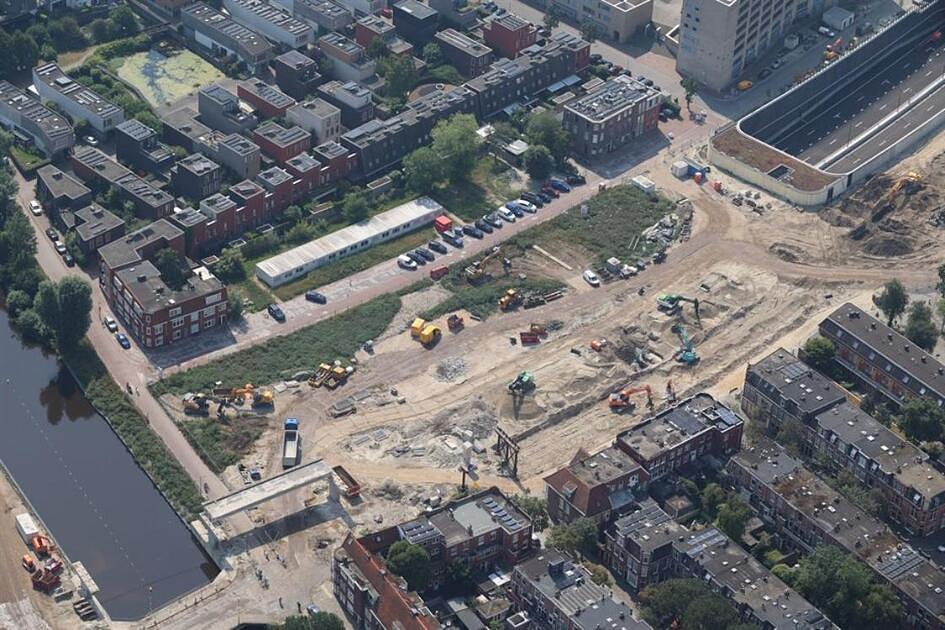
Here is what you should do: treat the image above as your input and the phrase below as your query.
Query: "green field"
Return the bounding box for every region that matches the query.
[116,49,224,109]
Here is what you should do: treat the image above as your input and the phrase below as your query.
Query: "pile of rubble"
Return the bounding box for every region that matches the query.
[642,213,679,247]
[435,357,468,383]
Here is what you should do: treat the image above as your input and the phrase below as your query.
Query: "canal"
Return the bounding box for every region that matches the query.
[0,307,218,620]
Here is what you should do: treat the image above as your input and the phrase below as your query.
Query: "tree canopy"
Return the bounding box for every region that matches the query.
[877,279,908,326]
[32,277,92,350]
[341,189,370,224]
[523,145,554,180]
[904,301,939,351]
[153,248,187,291]
[716,495,751,541]
[898,396,945,443]
[640,578,755,630]
[803,336,835,372]
[547,517,597,557]
[271,612,345,630]
[386,541,431,592]
[525,112,571,164]
[511,494,549,531]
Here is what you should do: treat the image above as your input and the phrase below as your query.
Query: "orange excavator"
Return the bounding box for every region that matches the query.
[609,384,653,411]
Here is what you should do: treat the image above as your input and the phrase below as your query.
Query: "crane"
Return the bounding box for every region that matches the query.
[672,323,699,365]
[465,246,502,284]
[609,384,654,410]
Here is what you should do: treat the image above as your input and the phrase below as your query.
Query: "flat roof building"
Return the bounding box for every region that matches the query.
[171,153,223,200]
[728,441,945,628]
[289,0,352,32]
[286,98,341,144]
[355,14,413,57]
[272,50,323,99]
[318,32,377,83]
[181,2,274,74]
[545,0,651,44]
[676,0,811,92]
[238,79,297,118]
[392,0,438,47]
[0,80,74,157]
[115,119,175,174]
[223,0,314,48]
[71,146,174,219]
[256,197,442,286]
[65,203,126,255]
[482,13,536,60]
[198,84,258,135]
[32,63,125,134]
[198,131,262,180]
[35,164,91,217]
[161,107,211,152]
[563,75,661,157]
[434,28,494,78]
[252,121,312,163]
[317,80,375,129]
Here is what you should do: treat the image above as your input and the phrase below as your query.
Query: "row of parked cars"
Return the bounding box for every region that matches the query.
[397,177,584,271]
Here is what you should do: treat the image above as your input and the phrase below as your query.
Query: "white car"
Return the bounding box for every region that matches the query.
[397,254,417,270]
[29,199,42,216]
[516,199,538,213]
[497,207,516,222]
[104,316,118,333]
[84,135,99,146]
[583,270,601,286]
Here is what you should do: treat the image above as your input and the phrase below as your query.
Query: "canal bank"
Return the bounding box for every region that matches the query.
[0,306,218,621]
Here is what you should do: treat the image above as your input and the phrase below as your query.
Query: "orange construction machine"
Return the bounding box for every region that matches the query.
[609,384,653,410]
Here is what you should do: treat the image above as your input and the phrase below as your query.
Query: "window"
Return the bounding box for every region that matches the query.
[169,306,182,317]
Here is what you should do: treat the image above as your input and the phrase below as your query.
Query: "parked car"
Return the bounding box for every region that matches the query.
[415,247,435,261]
[498,207,516,222]
[428,240,448,254]
[406,250,426,265]
[267,303,286,322]
[541,183,560,197]
[398,254,418,270]
[115,332,131,349]
[104,316,119,333]
[475,219,493,234]
[45,227,59,241]
[536,191,552,204]
[567,174,587,186]
[582,270,601,287]
[55,242,67,255]
[305,290,327,304]
[505,202,525,217]
[29,199,42,216]
[520,192,544,207]
[590,53,603,63]
[461,224,484,239]
[758,68,772,80]
[84,135,99,147]
[515,199,538,213]
[482,213,502,228]
[549,178,572,192]
[442,229,464,248]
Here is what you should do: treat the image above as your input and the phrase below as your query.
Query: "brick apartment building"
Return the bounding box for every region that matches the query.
[227,179,269,230]
[255,166,295,214]
[61,204,126,256]
[285,152,322,200]
[482,13,536,59]
[543,445,646,526]
[727,441,945,628]
[508,550,646,630]
[252,121,312,164]
[354,15,413,57]
[238,79,297,119]
[312,140,359,184]
[333,487,531,629]
[563,75,661,157]
[97,220,227,348]
[613,394,744,481]
[742,347,945,536]
[318,32,377,83]
[601,498,684,592]
[820,303,945,408]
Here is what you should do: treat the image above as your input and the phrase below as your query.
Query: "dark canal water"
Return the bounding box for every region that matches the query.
[0,307,217,620]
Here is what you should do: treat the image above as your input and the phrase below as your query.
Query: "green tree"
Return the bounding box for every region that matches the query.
[384,55,418,100]
[700,483,726,519]
[287,221,314,244]
[898,397,945,443]
[803,336,836,372]
[717,495,751,541]
[48,17,87,51]
[423,42,443,65]
[640,579,725,628]
[386,541,431,591]
[273,612,344,630]
[904,301,938,351]
[153,248,187,291]
[543,7,560,30]
[12,30,39,73]
[511,494,549,531]
[431,113,479,182]
[771,563,797,585]
[680,594,741,630]
[5,289,32,316]
[15,308,46,343]
[341,189,370,224]
[26,24,48,49]
[525,112,571,164]
[285,205,304,224]
[681,78,698,111]
[134,111,163,133]
[0,29,15,78]
[775,418,806,457]
[367,37,390,59]
[0,128,12,157]
[32,277,92,350]
[580,21,601,43]
[937,263,945,299]
[547,517,597,557]
[403,146,443,193]
[227,289,245,321]
[877,279,908,326]
[213,248,246,282]
[428,64,463,85]
[585,562,611,586]
[523,145,554,180]
[32,281,61,341]
[109,5,140,38]
[90,18,111,43]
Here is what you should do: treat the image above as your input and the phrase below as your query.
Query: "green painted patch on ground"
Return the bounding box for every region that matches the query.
[151,294,402,396]
[116,49,224,109]
[10,146,49,173]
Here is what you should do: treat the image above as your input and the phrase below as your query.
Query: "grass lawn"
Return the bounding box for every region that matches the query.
[152,294,402,396]
[505,185,678,266]
[10,146,49,173]
[116,49,224,109]
[231,274,276,313]
[65,342,204,519]
[272,227,433,301]
[431,155,525,221]
[177,414,269,474]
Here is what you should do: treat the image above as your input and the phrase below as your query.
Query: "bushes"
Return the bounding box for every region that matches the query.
[152,294,403,395]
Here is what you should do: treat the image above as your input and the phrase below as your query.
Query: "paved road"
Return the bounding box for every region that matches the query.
[11,169,231,503]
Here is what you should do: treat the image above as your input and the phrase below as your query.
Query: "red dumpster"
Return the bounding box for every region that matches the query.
[434,216,453,233]
[429,266,449,280]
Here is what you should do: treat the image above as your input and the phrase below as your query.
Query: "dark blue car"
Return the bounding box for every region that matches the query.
[115,332,131,349]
